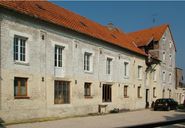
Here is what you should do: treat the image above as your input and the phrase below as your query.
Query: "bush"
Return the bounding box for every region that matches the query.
[177,104,185,109]
[110,108,119,113]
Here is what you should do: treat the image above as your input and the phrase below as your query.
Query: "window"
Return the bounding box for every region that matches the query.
[55,45,64,67]
[54,81,70,104]
[84,52,92,71]
[14,77,28,98]
[169,41,172,48]
[124,62,129,77]
[169,55,172,66]
[106,58,112,74]
[102,84,112,102]
[169,73,172,84]
[137,86,141,98]
[169,89,171,98]
[162,71,166,82]
[162,89,165,98]
[153,70,157,81]
[162,52,166,61]
[124,85,128,98]
[138,66,142,79]
[14,35,27,62]
[153,87,156,98]
[84,83,92,97]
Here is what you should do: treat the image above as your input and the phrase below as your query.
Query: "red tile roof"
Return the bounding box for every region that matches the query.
[128,24,169,47]
[0,1,146,56]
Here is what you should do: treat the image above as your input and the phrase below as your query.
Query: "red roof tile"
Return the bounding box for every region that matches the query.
[0,1,146,56]
[128,24,169,47]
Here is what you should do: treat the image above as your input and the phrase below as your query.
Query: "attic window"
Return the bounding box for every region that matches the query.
[36,4,46,11]
[80,21,87,27]
[111,34,117,39]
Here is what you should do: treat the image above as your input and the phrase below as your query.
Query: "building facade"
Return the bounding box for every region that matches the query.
[0,1,177,122]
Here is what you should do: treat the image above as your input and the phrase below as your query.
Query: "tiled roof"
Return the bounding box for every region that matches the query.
[128,24,168,47]
[0,1,146,56]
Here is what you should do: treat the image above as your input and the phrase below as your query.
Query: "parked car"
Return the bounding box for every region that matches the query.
[154,98,178,111]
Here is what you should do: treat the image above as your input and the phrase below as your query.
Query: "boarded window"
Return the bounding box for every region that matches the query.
[54,81,70,104]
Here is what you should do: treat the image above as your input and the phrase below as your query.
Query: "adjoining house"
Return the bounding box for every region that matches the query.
[175,67,185,104]
[128,24,176,105]
[0,1,177,122]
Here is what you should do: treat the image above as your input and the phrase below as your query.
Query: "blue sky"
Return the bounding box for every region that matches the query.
[52,1,185,78]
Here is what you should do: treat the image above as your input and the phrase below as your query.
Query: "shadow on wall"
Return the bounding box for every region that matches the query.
[0,118,6,128]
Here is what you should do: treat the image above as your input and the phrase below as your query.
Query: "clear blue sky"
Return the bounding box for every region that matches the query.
[52,1,185,79]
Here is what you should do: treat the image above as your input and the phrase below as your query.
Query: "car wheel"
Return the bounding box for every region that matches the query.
[167,106,171,111]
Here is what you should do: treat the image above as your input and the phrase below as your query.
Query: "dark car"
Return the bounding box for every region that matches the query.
[154,98,178,111]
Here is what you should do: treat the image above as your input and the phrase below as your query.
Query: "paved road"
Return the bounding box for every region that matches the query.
[5,109,185,128]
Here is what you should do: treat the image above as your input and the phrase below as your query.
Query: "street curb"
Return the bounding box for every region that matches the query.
[117,118,185,128]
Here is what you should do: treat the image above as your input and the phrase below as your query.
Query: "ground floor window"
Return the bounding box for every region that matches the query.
[162,89,165,98]
[124,85,128,98]
[84,82,92,97]
[54,81,70,104]
[14,77,28,98]
[153,87,156,98]
[102,84,112,102]
[137,86,142,98]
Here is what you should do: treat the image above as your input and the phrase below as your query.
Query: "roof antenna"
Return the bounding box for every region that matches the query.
[152,13,158,24]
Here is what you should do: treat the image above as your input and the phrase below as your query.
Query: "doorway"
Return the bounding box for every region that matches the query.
[145,89,149,108]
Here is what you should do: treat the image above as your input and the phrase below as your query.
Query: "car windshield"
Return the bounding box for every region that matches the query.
[156,99,167,103]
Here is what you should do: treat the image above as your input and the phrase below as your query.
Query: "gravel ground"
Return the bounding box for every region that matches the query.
[5,109,185,128]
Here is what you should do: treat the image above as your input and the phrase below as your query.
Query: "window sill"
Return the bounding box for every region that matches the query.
[14,96,30,99]
[14,61,29,66]
[84,96,93,99]
[84,70,93,74]
[124,76,129,79]
[138,96,142,99]
[124,96,129,98]
[153,96,157,98]
[137,78,142,81]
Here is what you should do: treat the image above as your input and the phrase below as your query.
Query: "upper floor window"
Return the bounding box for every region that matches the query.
[106,58,112,74]
[162,52,166,61]
[84,52,92,71]
[55,45,64,67]
[169,41,172,48]
[124,62,129,77]
[169,55,172,66]
[138,66,143,79]
[162,71,166,82]
[153,70,157,81]
[169,73,172,84]
[14,35,28,62]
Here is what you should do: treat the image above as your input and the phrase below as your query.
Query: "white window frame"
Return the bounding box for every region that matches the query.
[153,70,157,81]
[13,35,28,63]
[138,65,143,79]
[106,58,112,75]
[55,45,64,68]
[84,52,93,72]
[124,61,129,78]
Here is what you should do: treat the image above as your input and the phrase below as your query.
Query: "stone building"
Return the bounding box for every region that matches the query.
[175,67,185,104]
[128,24,176,105]
[0,1,177,122]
